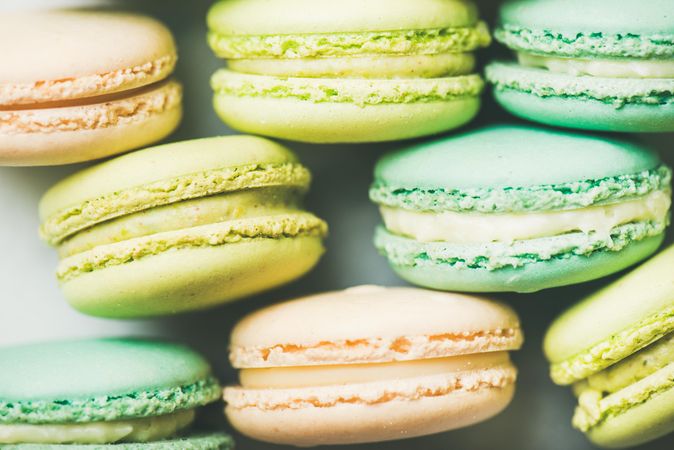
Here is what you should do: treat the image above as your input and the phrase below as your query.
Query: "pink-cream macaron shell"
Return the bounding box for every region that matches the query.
[0,80,182,166]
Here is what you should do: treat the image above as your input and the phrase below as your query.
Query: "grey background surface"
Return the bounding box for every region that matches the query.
[0,1,672,449]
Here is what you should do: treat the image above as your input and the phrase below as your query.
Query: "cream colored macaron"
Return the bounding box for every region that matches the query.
[224,285,523,446]
[0,11,182,166]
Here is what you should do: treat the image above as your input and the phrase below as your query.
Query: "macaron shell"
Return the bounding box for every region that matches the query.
[0,81,182,166]
[382,234,664,293]
[586,385,674,448]
[0,433,235,450]
[208,0,479,35]
[61,235,325,318]
[226,381,514,446]
[0,12,176,105]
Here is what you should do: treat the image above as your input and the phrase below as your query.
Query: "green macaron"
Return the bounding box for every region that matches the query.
[0,338,232,448]
[39,136,327,318]
[486,0,674,133]
[207,0,490,143]
[544,245,674,448]
[370,125,672,293]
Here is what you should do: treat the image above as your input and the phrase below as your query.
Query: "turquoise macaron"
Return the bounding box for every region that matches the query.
[370,125,672,293]
[486,0,674,132]
[0,338,232,448]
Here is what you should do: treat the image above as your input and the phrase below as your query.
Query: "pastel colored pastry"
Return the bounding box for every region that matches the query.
[486,0,674,132]
[39,136,327,318]
[370,125,672,293]
[224,285,523,446]
[207,0,490,143]
[0,11,182,166]
[544,244,674,448]
[0,338,232,448]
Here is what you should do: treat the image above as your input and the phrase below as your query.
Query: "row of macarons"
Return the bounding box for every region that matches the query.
[2,0,672,166]
[3,247,673,449]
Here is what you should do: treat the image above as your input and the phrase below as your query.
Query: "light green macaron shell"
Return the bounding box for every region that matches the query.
[2,434,234,449]
[39,136,327,318]
[0,338,221,424]
[371,125,671,293]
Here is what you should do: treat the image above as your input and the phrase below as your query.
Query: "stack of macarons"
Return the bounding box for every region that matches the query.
[486,0,674,132]
[223,286,523,446]
[0,338,233,448]
[370,125,672,293]
[0,11,182,166]
[39,136,327,318]
[206,0,491,142]
[545,244,674,448]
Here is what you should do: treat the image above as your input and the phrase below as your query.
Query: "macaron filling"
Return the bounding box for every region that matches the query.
[208,24,491,60]
[380,190,671,243]
[0,409,194,444]
[517,53,674,79]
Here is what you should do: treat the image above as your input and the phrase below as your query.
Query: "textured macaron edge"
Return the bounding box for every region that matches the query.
[375,220,667,272]
[0,80,182,135]
[230,326,522,368]
[494,25,674,59]
[0,433,235,449]
[208,23,491,59]
[370,165,671,214]
[550,304,674,385]
[56,213,328,282]
[573,364,674,432]
[224,363,516,411]
[40,163,311,246]
[0,54,177,106]
[0,376,221,425]
[211,70,484,106]
[486,63,674,107]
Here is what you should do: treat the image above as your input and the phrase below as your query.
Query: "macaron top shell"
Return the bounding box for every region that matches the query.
[0,338,221,424]
[39,136,310,244]
[230,285,522,368]
[500,0,674,36]
[0,12,177,105]
[208,0,478,35]
[544,245,674,384]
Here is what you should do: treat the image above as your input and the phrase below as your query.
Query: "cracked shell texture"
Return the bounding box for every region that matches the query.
[544,244,674,384]
[230,285,522,368]
[0,11,177,105]
[208,0,479,36]
[1,433,235,449]
[0,338,220,424]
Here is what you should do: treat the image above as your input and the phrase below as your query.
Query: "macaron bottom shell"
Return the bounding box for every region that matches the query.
[0,81,183,166]
[493,88,674,133]
[380,233,663,293]
[226,374,514,446]
[0,433,234,449]
[61,235,324,318]
[214,93,480,144]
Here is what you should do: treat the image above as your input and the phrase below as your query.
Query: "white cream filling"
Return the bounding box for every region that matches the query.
[240,351,511,389]
[381,191,671,243]
[0,409,194,445]
[228,53,475,79]
[518,52,674,78]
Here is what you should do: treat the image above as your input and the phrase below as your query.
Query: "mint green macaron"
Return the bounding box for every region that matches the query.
[39,136,327,318]
[487,0,674,132]
[544,245,674,448]
[207,0,490,143]
[0,338,232,448]
[370,125,672,293]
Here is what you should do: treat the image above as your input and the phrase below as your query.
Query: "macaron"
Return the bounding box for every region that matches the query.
[370,125,672,293]
[207,0,490,143]
[486,0,674,132]
[39,136,328,318]
[544,244,674,448]
[224,285,523,446]
[0,11,182,166]
[0,338,232,448]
